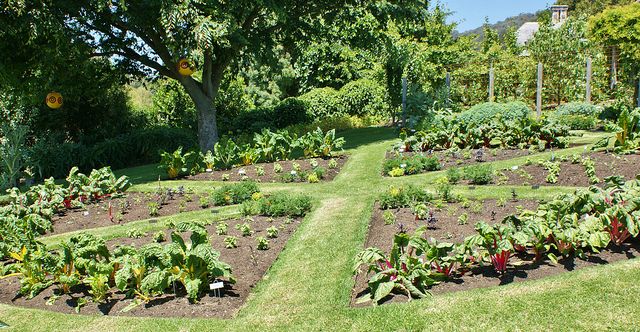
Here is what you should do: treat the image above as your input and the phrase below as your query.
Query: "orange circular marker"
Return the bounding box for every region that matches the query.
[46,92,63,109]
[177,59,195,76]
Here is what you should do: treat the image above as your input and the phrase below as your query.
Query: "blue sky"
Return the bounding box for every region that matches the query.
[438,0,553,32]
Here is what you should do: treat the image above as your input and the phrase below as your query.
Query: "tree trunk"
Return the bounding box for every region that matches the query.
[194,96,219,152]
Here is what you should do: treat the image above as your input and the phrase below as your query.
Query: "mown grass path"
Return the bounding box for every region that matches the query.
[2,128,640,331]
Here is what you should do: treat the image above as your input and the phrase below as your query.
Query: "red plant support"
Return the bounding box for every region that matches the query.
[108,202,113,223]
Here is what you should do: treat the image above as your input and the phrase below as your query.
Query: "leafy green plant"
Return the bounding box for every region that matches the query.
[235,223,252,237]
[464,165,493,185]
[257,192,312,217]
[210,182,260,206]
[379,185,432,209]
[446,168,462,184]
[216,221,228,235]
[158,147,187,179]
[153,231,166,243]
[256,237,269,250]
[224,236,238,249]
[383,210,396,225]
[127,229,146,239]
[266,226,279,238]
[147,202,160,217]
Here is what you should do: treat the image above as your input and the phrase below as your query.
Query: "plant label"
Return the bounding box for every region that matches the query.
[209,281,224,290]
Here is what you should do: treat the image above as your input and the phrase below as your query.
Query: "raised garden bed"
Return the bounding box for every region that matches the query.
[186,155,348,183]
[47,190,209,235]
[0,215,302,318]
[352,198,640,305]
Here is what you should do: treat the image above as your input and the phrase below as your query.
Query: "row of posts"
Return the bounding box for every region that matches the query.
[400,59,640,126]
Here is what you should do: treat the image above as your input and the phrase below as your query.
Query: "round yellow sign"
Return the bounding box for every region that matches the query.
[46,92,63,109]
[177,59,195,76]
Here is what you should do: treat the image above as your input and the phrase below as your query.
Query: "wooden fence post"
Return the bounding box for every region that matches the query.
[489,65,495,102]
[445,72,451,107]
[401,77,407,127]
[637,78,640,108]
[537,63,543,119]
[611,47,618,89]
[586,57,592,103]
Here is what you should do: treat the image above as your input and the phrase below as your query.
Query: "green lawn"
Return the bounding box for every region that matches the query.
[2,127,638,331]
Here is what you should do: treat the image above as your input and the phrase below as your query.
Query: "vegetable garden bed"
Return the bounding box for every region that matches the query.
[498,151,640,187]
[352,198,640,306]
[186,155,348,183]
[47,190,209,235]
[0,215,302,318]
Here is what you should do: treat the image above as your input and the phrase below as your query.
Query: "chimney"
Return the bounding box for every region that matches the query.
[551,5,569,25]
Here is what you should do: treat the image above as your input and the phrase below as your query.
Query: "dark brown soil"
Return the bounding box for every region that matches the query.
[352,200,640,306]
[48,191,210,235]
[0,215,302,318]
[186,155,348,183]
[498,151,640,187]
[385,149,533,174]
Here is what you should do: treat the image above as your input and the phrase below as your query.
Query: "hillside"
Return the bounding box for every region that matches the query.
[455,11,542,39]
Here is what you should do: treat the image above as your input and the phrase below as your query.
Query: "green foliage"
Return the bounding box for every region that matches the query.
[339,79,389,117]
[458,102,531,127]
[383,155,441,176]
[266,226,279,239]
[224,236,238,249]
[379,185,433,209]
[0,124,28,190]
[299,88,344,118]
[210,182,260,206]
[235,223,253,237]
[383,210,396,225]
[257,192,312,217]
[463,165,493,185]
[446,168,462,184]
[256,237,270,250]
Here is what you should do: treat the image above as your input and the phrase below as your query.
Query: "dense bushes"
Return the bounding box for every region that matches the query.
[29,127,196,179]
[551,102,602,130]
[299,78,390,119]
[458,101,532,126]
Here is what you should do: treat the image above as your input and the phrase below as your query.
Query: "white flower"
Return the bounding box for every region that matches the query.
[290,170,297,176]
[400,164,407,169]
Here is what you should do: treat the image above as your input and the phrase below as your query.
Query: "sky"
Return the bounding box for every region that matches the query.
[438,0,553,32]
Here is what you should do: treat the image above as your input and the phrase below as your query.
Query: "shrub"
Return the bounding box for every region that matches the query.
[446,168,462,184]
[383,155,441,176]
[258,192,312,217]
[272,98,313,128]
[338,78,389,117]
[299,87,344,118]
[458,101,530,126]
[551,114,597,130]
[555,102,602,117]
[210,182,260,206]
[464,165,493,185]
[379,185,432,209]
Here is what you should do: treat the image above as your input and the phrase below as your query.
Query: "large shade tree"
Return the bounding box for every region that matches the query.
[2,0,431,151]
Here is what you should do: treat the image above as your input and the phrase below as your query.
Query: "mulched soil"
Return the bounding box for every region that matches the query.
[385,149,533,175]
[47,191,210,235]
[498,151,640,187]
[186,155,348,183]
[352,199,640,306]
[0,215,302,318]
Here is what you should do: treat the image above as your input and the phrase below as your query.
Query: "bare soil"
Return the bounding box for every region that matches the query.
[0,215,302,318]
[48,191,210,235]
[352,200,640,306]
[498,151,640,187]
[187,155,348,183]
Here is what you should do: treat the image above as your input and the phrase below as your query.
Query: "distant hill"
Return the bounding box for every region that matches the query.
[454,11,543,39]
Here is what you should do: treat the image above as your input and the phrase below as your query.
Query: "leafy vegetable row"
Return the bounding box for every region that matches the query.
[159,127,346,179]
[355,177,640,305]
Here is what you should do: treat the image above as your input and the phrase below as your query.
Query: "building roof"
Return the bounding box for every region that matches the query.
[516,22,540,46]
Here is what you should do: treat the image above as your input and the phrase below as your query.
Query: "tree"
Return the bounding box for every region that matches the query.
[589,3,640,103]
[2,0,435,152]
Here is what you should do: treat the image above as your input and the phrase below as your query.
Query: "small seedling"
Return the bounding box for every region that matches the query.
[153,231,166,243]
[200,197,210,209]
[328,159,338,169]
[127,228,146,239]
[457,213,468,225]
[147,202,159,217]
[236,223,252,236]
[383,210,396,225]
[216,221,228,235]
[256,166,265,176]
[257,237,269,250]
[273,163,283,173]
[267,226,279,238]
[224,236,238,248]
[222,174,230,181]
